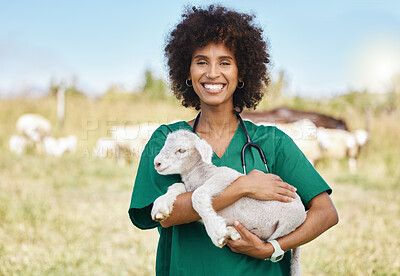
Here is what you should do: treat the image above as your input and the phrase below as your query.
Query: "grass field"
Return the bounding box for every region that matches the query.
[0,95,399,275]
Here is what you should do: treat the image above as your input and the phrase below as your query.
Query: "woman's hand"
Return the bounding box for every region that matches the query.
[226,221,272,259]
[239,170,297,202]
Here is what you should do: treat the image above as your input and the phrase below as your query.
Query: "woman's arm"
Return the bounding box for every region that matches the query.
[226,191,339,259]
[159,170,297,228]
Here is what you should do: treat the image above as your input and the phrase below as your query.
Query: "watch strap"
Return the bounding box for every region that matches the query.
[267,239,285,262]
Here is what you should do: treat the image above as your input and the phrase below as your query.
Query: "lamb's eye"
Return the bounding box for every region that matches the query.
[176,148,186,154]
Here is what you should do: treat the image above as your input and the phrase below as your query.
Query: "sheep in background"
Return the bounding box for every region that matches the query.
[92,137,132,165]
[256,119,323,166]
[151,130,306,276]
[317,128,369,173]
[93,123,160,165]
[16,113,52,143]
[11,114,78,157]
[93,137,119,158]
[110,123,159,155]
[9,135,29,154]
[254,119,369,172]
[43,135,77,157]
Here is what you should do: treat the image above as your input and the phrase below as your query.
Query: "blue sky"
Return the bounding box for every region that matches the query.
[1,0,400,98]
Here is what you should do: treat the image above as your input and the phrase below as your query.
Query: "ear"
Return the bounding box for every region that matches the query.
[194,137,213,164]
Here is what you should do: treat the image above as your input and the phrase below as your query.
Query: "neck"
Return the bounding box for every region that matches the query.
[196,105,238,137]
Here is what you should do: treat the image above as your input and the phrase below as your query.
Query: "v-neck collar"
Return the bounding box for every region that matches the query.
[183,121,241,160]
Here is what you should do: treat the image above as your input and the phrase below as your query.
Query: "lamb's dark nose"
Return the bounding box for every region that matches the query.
[155,162,161,169]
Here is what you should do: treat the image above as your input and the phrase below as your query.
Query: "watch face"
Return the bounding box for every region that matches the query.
[275,254,284,262]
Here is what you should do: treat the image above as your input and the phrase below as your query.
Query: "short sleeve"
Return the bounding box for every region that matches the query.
[128,125,181,229]
[274,129,332,208]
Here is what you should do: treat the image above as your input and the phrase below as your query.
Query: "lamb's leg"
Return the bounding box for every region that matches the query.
[268,224,302,276]
[349,157,357,174]
[192,188,227,247]
[151,183,186,222]
[290,247,302,276]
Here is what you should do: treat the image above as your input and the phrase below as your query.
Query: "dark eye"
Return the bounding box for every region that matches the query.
[176,148,186,154]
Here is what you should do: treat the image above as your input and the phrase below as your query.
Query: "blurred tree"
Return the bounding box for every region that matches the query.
[48,76,86,98]
[49,77,61,96]
[385,74,400,113]
[393,74,400,95]
[141,69,168,100]
[103,84,133,101]
[266,70,287,99]
[258,70,289,110]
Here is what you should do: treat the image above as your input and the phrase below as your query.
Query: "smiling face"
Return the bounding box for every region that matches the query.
[188,43,241,109]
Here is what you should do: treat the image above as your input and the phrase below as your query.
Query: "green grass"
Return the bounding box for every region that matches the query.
[0,95,399,275]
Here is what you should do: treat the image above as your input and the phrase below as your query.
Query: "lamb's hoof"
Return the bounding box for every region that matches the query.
[227,226,241,241]
[217,237,228,248]
[153,212,168,222]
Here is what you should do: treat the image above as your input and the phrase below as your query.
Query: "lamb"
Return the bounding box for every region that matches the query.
[316,128,369,173]
[151,130,306,275]
[93,123,160,165]
[110,123,159,155]
[16,113,52,143]
[256,119,322,166]
[9,135,29,154]
[254,120,369,172]
[93,137,138,165]
[43,135,77,157]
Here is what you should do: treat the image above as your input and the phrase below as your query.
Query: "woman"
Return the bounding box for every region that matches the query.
[129,5,338,275]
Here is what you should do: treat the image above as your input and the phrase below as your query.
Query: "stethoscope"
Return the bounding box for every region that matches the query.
[192,112,270,174]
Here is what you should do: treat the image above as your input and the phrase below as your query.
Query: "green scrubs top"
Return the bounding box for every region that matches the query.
[129,120,332,276]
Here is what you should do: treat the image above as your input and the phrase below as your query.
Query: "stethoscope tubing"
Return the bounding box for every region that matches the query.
[192,112,270,174]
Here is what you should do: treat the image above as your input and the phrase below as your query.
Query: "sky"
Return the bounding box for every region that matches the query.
[1,0,400,98]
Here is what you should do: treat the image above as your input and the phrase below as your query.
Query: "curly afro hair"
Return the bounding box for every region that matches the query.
[164,5,270,112]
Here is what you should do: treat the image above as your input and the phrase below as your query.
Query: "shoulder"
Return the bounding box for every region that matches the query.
[243,119,287,142]
[151,121,192,139]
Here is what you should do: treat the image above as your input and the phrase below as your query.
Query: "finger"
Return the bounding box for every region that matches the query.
[277,181,296,191]
[285,182,297,192]
[278,187,297,199]
[226,239,241,247]
[233,221,252,239]
[226,242,240,253]
[272,194,293,203]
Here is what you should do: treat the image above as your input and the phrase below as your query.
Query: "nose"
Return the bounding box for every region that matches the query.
[207,63,220,79]
[155,162,161,169]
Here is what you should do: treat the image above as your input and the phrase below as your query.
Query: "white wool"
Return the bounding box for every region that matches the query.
[9,135,28,154]
[16,113,51,142]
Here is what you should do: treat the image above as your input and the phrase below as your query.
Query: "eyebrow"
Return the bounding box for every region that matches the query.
[193,55,233,60]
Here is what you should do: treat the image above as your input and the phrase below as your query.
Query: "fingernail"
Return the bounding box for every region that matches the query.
[234,221,239,226]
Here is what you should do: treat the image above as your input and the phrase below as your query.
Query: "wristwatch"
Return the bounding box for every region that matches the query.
[267,240,285,262]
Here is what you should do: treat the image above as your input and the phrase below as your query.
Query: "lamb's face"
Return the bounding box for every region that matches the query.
[154,130,200,175]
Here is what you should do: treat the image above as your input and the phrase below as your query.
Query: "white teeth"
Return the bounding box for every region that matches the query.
[204,84,224,90]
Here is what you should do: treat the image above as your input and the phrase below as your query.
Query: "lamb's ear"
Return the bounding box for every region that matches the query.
[194,137,213,164]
